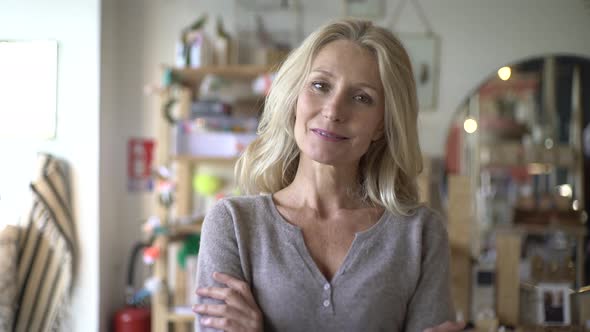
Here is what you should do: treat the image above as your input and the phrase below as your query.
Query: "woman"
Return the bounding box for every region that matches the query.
[193,18,464,332]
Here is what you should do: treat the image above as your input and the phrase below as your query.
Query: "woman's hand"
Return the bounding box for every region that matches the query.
[424,320,466,332]
[193,272,263,332]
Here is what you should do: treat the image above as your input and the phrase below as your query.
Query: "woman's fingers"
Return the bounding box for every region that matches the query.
[193,303,253,324]
[196,272,263,332]
[199,316,239,331]
[213,272,258,307]
[194,304,261,330]
[194,303,237,317]
[194,302,262,331]
[196,286,251,314]
[424,320,466,332]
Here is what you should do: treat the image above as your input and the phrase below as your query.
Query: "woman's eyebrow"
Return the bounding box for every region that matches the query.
[310,68,380,93]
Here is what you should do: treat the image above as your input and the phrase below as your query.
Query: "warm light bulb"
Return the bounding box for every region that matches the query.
[463,118,478,134]
[498,66,511,81]
[558,184,573,198]
[527,163,551,175]
[573,200,580,211]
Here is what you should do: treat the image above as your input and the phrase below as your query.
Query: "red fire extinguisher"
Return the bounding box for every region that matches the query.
[113,306,151,332]
[113,242,152,332]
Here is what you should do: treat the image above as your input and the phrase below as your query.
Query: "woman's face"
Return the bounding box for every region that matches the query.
[294,39,385,167]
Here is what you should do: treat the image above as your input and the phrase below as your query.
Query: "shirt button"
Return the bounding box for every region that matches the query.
[323,300,330,307]
[323,283,330,290]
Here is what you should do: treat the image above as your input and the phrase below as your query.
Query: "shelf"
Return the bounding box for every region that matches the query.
[495,223,587,237]
[167,312,195,323]
[173,155,239,164]
[168,223,203,236]
[155,223,203,243]
[479,142,577,169]
[164,64,274,88]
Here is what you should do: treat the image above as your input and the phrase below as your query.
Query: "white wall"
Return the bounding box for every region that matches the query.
[0,0,101,331]
[99,0,590,329]
[411,0,590,155]
[99,0,122,330]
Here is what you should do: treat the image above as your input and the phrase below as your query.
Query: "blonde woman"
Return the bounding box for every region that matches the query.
[193,18,463,332]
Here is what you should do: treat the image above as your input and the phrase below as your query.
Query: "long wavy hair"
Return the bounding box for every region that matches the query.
[235,18,423,216]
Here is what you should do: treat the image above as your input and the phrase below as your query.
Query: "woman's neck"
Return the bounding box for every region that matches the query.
[280,157,367,213]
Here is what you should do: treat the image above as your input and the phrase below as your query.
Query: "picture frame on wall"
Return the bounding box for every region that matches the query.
[0,40,58,139]
[237,0,290,10]
[536,283,572,325]
[342,0,386,19]
[397,33,439,110]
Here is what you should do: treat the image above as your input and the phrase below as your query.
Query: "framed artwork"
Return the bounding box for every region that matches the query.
[536,283,572,325]
[237,0,290,10]
[0,40,58,139]
[398,34,439,110]
[343,0,386,19]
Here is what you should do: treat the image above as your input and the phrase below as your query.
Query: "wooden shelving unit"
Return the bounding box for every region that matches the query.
[167,64,274,88]
[167,313,197,323]
[152,65,272,332]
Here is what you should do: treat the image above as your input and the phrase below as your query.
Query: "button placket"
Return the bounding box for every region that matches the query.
[321,282,333,312]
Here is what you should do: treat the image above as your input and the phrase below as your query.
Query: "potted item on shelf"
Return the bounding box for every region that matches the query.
[199,74,263,103]
[212,17,237,66]
[175,14,214,68]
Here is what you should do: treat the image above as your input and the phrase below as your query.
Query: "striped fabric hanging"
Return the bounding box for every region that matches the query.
[13,154,79,332]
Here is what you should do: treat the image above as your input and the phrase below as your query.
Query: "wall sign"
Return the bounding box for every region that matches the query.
[128,138,155,192]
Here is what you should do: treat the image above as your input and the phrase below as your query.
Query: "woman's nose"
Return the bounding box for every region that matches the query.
[322,93,347,122]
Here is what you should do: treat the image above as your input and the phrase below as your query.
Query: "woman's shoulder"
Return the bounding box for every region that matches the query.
[411,205,444,223]
[203,194,274,234]
[207,194,275,222]
[384,205,447,235]
[216,193,272,211]
[410,205,448,238]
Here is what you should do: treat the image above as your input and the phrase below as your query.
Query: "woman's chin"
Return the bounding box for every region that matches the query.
[307,154,358,168]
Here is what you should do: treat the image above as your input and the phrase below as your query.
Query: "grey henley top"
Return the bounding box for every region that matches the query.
[195,194,454,332]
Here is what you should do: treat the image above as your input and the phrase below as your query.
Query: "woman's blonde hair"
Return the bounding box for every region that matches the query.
[235,18,423,216]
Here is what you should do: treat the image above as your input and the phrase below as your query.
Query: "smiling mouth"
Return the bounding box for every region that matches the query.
[310,128,348,140]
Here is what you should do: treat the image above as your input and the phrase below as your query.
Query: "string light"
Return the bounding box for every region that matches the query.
[463,118,478,134]
[558,184,573,198]
[498,66,511,80]
[498,67,512,81]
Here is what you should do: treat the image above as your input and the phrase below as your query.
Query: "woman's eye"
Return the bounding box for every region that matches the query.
[354,94,373,105]
[312,81,328,91]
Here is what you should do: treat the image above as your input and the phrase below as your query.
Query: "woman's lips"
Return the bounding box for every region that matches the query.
[310,128,348,141]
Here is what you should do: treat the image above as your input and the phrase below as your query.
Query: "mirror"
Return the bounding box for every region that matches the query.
[444,55,590,323]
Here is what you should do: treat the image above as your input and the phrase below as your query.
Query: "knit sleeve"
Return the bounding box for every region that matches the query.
[195,200,246,332]
[403,211,456,332]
